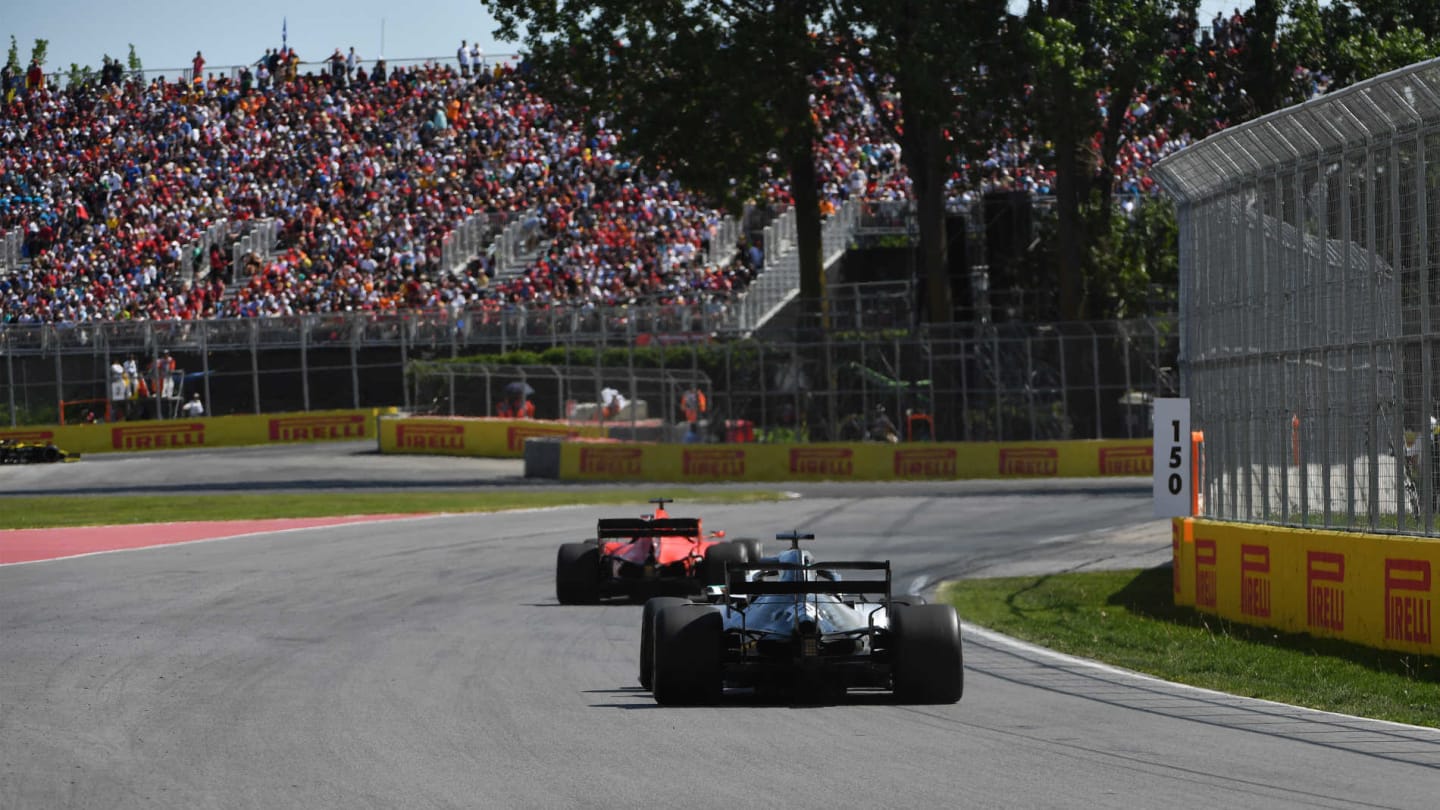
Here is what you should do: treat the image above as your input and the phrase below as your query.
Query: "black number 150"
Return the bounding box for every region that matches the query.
[1168,419,1183,494]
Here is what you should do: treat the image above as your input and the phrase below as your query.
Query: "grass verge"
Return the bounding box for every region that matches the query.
[0,489,790,530]
[944,566,1440,728]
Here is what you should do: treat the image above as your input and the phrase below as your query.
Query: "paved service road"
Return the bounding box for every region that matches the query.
[2,445,1438,808]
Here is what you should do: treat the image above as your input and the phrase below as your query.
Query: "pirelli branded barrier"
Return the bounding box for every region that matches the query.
[0,408,395,456]
[1172,519,1439,656]
[544,439,1155,481]
[377,415,608,458]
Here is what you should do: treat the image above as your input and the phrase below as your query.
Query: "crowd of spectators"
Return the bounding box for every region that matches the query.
[0,53,775,324]
[0,9,1320,326]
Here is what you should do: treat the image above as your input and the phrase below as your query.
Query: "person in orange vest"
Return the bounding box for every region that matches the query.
[498,395,535,419]
[681,387,708,425]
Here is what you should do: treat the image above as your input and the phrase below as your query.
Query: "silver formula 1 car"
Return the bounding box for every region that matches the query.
[640,532,963,704]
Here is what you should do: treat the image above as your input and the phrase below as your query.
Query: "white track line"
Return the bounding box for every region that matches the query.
[964,622,1440,735]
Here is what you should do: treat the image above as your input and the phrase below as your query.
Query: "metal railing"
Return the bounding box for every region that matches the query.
[406,318,1175,442]
[36,52,526,90]
[441,212,509,274]
[229,219,280,282]
[180,219,230,283]
[489,215,545,278]
[1,311,1176,444]
[410,362,713,438]
[708,215,741,266]
[725,199,860,335]
[1153,56,1440,536]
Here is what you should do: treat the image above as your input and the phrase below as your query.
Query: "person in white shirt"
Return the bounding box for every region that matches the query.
[457,41,471,78]
[181,393,205,417]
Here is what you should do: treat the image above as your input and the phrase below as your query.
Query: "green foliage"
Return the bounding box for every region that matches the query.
[0,402,60,426]
[486,0,827,214]
[1084,196,1179,319]
[127,43,142,74]
[29,38,48,67]
[66,62,95,89]
[1337,24,1440,78]
[1013,1,1179,320]
[541,346,593,366]
[1283,0,1440,90]
[947,566,1440,727]
[6,35,19,72]
[0,490,791,530]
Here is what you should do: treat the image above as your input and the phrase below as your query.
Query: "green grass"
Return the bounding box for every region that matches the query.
[0,489,790,530]
[945,566,1440,728]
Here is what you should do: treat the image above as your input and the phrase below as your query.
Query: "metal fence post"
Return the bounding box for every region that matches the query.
[5,340,14,427]
[250,319,261,415]
[202,326,213,417]
[300,317,311,412]
[350,320,361,410]
[54,348,63,423]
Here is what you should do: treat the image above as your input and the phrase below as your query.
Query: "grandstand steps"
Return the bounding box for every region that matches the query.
[723,200,860,337]
[489,240,551,283]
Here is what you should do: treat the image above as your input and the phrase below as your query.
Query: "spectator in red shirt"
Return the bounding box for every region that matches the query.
[25,60,43,94]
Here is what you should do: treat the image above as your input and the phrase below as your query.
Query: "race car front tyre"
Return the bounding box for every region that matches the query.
[702,542,748,587]
[652,605,723,706]
[734,538,764,563]
[555,543,601,604]
[893,593,927,606]
[891,604,964,704]
[639,596,688,690]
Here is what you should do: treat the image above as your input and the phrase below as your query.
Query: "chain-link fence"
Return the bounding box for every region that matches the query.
[1,309,1175,442]
[1153,57,1440,536]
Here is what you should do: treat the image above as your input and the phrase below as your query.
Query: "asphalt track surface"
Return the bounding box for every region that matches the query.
[3,442,1438,809]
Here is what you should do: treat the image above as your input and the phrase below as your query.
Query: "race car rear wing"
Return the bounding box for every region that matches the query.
[726,561,892,597]
[596,517,702,539]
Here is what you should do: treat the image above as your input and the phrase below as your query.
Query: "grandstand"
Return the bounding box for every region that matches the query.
[0,14,1216,332]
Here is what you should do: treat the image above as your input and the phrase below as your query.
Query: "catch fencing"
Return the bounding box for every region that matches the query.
[1,310,1176,444]
[1153,57,1440,536]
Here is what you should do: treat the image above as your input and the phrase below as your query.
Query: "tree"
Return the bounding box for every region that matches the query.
[1018,0,1178,321]
[486,0,837,311]
[127,44,143,79]
[840,0,1011,324]
[66,63,96,89]
[1087,196,1178,319]
[6,36,19,73]
[29,38,48,67]
[1282,0,1440,91]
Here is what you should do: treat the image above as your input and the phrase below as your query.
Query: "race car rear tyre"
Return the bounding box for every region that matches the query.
[891,604,963,704]
[734,538,764,563]
[555,543,601,604]
[702,542,748,587]
[639,596,688,690]
[652,605,723,706]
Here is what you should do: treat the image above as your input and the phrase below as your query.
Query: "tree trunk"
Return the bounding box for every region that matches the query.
[1053,132,1084,321]
[903,119,951,324]
[789,143,826,315]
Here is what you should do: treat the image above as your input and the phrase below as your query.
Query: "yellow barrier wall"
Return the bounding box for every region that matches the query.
[0,408,394,455]
[549,438,1154,481]
[377,415,607,458]
[1173,518,1438,656]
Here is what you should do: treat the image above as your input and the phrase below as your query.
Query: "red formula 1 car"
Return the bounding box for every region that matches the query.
[555,498,761,604]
